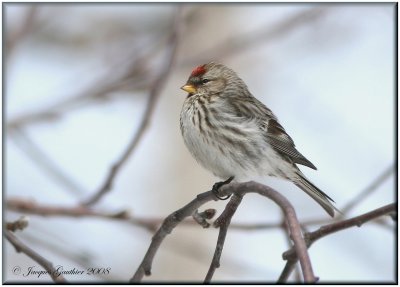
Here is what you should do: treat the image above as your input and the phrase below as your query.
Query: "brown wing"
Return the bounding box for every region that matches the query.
[266,118,317,170]
[226,96,317,170]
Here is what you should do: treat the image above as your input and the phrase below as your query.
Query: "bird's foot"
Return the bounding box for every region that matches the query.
[212,176,234,200]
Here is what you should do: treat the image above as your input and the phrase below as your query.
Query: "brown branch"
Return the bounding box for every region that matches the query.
[131,181,316,283]
[181,6,327,66]
[229,182,317,283]
[304,203,396,244]
[9,127,86,197]
[278,203,396,282]
[22,233,97,270]
[6,197,285,233]
[6,6,38,59]
[6,19,170,130]
[82,7,183,206]
[204,193,244,282]
[7,42,157,129]
[341,164,394,214]
[7,66,147,129]
[130,188,215,282]
[5,230,67,283]
[279,164,395,230]
[9,195,393,236]
[6,198,159,232]
[281,218,302,282]
[279,260,300,283]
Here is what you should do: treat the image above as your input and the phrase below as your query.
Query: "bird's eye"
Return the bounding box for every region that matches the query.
[201,79,210,84]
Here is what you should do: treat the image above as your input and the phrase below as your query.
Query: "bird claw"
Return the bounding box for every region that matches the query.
[212,176,234,200]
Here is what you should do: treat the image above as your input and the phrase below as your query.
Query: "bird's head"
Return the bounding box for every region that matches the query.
[181,62,243,97]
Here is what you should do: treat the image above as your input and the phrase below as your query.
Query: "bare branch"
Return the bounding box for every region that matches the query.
[131,181,316,283]
[281,218,302,282]
[7,197,287,232]
[279,203,396,282]
[7,195,394,282]
[228,182,317,283]
[181,6,327,66]
[7,198,158,232]
[5,230,67,283]
[6,19,169,130]
[130,188,215,282]
[341,164,394,214]
[304,203,396,244]
[9,128,86,197]
[279,259,300,283]
[204,193,244,282]
[6,6,38,58]
[82,7,183,206]
[7,45,155,129]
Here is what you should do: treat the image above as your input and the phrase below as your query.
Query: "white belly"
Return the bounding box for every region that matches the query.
[180,97,295,181]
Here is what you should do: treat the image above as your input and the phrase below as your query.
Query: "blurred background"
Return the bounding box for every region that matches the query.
[4,3,396,283]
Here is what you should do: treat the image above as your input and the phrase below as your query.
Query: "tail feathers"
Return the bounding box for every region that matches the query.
[295,174,339,218]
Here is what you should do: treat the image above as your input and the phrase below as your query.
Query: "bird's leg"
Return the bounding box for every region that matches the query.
[212,176,234,200]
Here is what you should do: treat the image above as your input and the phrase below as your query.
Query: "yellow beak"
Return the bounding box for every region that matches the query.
[181,84,197,94]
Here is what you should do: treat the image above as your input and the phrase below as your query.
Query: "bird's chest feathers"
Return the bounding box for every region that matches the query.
[180,99,215,159]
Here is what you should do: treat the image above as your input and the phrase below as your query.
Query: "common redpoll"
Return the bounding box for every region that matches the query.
[180,62,337,217]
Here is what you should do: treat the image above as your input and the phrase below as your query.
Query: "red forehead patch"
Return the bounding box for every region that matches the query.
[190,65,206,77]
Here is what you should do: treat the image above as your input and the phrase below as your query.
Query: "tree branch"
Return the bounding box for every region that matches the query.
[9,127,86,197]
[5,230,67,283]
[304,203,396,244]
[204,193,244,282]
[7,198,159,232]
[6,6,38,59]
[278,203,396,282]
[228,182,317,283]
[281,217,302,282]
[131,181,316,283]
[181,6,327,66]
[6,197,290,233]
[82,7,183,206]
[341,164,394,214]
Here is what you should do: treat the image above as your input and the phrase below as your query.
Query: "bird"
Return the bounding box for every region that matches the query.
[179,62,337,217]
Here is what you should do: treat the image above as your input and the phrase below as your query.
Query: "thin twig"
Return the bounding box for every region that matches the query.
[8,195,392,237]
[7,198,158,232]
[204,193,244,282]
[7,43,158,129]
[6,24,168,130]
[278,203,396,282]
[6,197,287,233]
[9,128,86,197]
[5,230,67,283]
[278,260,298,283]
[341,164,394,214]
[181,6,327,66]
[131,181,316,283]
[82,7,183,206]
[227,182,317,283]
[23,233,95,269]
[6,6,38,59]
[304,203,396,245]
[281,217,302,282]
[130,188,215,282]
